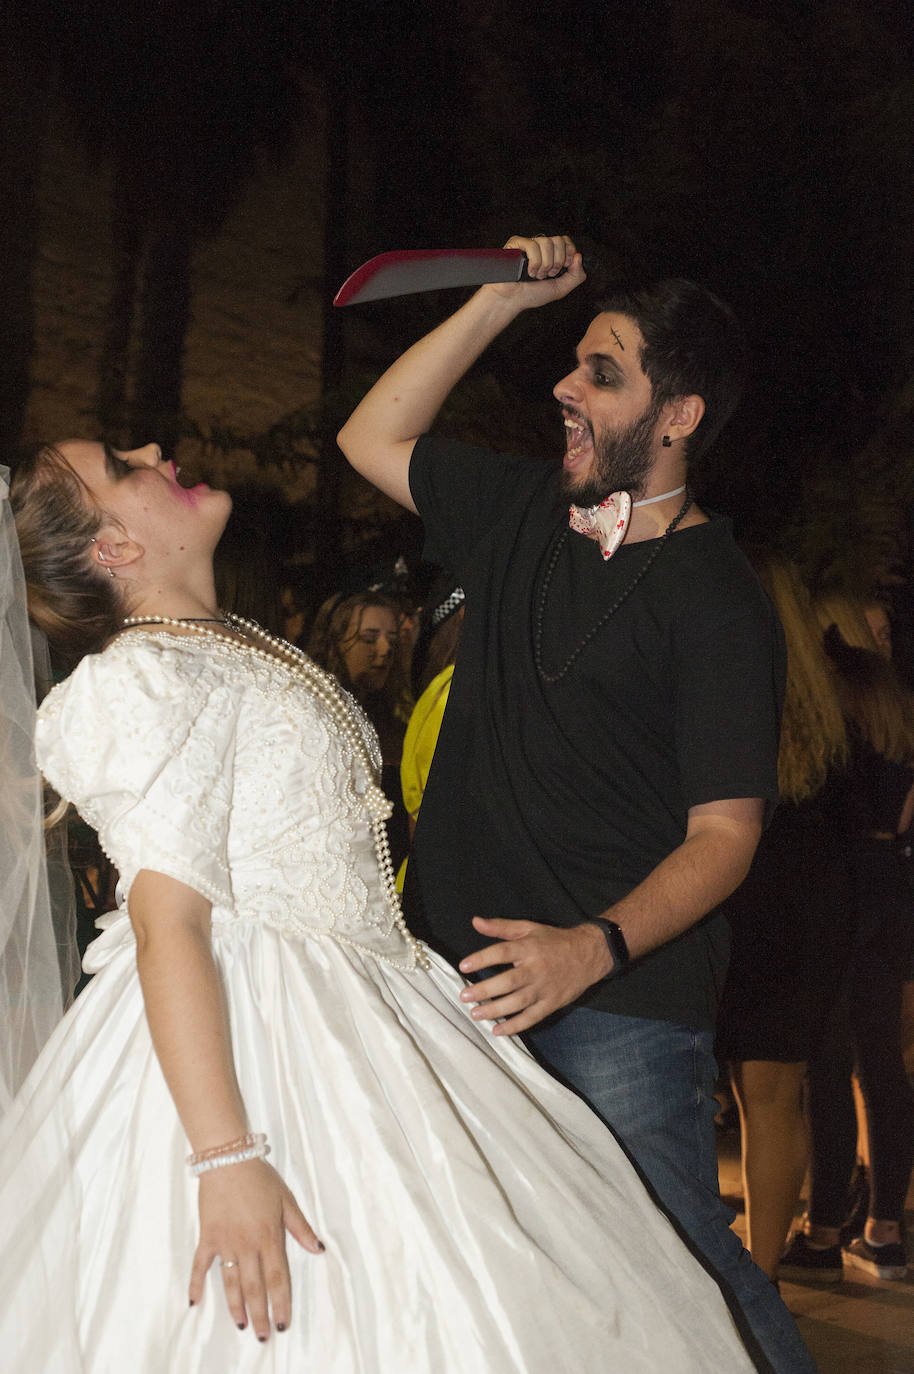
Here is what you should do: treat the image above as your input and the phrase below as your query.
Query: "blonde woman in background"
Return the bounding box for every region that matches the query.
[715,553,850,1280]
[308,589,413,869]
[781,594,914,1282]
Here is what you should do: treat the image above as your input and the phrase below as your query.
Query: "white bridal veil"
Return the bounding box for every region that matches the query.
[0,465,69,1111]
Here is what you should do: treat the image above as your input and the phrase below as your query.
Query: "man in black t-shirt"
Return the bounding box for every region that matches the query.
[339,234,813,1373]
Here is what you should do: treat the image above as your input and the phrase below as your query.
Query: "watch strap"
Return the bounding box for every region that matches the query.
[589,918,631,978]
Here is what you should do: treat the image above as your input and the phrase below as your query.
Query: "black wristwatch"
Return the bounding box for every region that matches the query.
[588,918,631,979]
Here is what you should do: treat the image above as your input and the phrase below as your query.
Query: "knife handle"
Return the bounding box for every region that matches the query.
[517,253,596,282]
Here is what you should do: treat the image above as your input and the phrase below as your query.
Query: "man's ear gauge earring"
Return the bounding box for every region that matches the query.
[661,435,672,448]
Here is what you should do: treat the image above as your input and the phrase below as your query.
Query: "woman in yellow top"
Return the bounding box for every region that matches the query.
[398,580,464,888]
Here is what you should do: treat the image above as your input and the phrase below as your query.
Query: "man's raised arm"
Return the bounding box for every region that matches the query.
[337,235,585,512]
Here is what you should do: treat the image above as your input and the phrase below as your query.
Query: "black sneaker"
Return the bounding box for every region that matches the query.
[843,1237,908,1280]
[779,1231,843,1283]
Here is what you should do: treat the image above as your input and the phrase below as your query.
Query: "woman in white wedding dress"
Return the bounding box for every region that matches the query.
[0,439,755,1372]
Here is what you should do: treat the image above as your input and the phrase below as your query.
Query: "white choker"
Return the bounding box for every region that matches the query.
[633,485,687,508]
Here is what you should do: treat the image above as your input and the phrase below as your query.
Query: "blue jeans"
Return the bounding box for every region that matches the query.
[526,1008,817,1374]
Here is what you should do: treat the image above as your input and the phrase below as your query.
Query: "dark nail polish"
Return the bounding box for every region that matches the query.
[258,1335,267,1343]
[237,1323,246,1331]
[189,1300,195,1307]
[316,1241,325,1252]
[276,1323,286,1332]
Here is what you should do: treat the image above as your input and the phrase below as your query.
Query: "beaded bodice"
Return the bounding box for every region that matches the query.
[36,632,422,971]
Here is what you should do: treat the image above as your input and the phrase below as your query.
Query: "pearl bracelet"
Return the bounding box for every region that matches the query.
[187,1132,270,1176]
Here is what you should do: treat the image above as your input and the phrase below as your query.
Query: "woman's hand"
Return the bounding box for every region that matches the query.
[189,1159,323,1340]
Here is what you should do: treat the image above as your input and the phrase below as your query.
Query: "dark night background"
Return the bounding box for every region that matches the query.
[2,0,913,608]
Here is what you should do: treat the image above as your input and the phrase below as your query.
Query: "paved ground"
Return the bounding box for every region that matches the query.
[717,1132,914,1373]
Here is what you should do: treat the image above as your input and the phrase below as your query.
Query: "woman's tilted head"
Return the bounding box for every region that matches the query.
[11,442,125,663]
[11,439,231,663]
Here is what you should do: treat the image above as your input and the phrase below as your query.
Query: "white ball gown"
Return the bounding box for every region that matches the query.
[0,632,755,1372]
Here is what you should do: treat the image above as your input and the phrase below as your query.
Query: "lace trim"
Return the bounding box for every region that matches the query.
[211,917,421,973]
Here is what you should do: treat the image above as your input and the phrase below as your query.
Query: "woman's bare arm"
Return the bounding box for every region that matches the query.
[129,869,322,1339]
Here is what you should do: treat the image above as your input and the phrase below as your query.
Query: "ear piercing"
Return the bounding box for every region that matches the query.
[661,435,672,447]
[90,537,116,577]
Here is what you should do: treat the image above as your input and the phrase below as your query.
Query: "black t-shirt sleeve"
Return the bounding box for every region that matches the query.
[674,603,785,810]
[409,434,547,577]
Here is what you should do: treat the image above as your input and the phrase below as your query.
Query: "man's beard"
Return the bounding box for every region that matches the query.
[560,401,662,508]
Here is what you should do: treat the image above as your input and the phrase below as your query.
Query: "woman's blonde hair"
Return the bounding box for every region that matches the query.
[749,552,847,803]
[11,444,125,664]
[813,592,914,764]
[811,592,881,654]
[308,589,414,766]
[309,591,395,679]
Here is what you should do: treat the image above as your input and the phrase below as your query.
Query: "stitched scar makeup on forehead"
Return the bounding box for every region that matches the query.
[609,326,625,350]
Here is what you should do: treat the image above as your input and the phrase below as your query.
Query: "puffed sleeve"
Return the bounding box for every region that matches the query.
[35,637,240,910]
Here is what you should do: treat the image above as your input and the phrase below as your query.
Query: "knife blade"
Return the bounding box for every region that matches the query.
[333,248,533,307]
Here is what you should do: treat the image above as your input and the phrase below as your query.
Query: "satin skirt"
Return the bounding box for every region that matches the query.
[0,917,753,1372]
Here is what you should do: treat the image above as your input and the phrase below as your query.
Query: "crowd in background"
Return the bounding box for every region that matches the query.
[715,565,914,1284]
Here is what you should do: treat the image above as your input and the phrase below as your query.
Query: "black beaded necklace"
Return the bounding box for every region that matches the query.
[533,493,693,684]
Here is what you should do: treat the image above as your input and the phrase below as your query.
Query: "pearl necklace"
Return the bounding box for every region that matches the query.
[121,611,429,969]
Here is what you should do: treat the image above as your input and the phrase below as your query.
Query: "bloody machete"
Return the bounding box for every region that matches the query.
[333,248,548,306]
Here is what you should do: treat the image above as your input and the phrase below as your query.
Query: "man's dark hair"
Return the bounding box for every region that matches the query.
[597,279,748,467]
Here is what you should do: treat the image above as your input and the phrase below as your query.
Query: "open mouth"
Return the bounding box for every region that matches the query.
[172,464,209,502]
[562,412,593,467]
